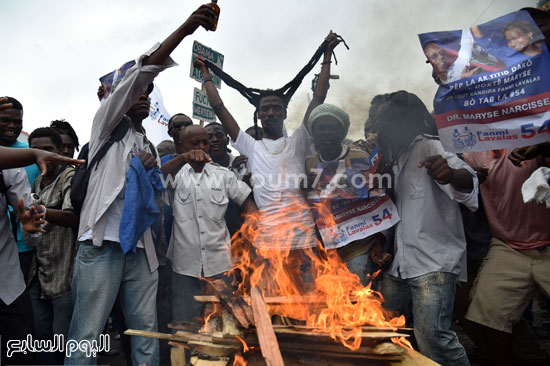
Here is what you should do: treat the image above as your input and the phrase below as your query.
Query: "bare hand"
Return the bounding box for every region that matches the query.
[181,149,212,164]
[0,96,13,110]
[18,197,46,233]
[508,145,540,167]
[231,155,248,170]
[97,85,105,101]
[419,155,453,184]
[369,235,392,267]
[471,165,489,184]
[34,149,85,176]
[193,55,209,74]
[138,151,157,170]
[181,4,217,35]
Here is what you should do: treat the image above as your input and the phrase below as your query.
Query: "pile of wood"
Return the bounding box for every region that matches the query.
[126,282,439,366]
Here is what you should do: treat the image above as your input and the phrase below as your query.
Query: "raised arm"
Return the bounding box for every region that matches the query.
[302,31,342,127]
[144,5,216,66]
[194,56,241,141]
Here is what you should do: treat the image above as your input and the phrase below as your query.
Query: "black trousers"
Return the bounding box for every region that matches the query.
[0,290,35,365]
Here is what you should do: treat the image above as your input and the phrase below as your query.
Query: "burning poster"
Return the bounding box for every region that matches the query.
[99,61,172,145]
[419,10,550,153]
[307,154,400,250]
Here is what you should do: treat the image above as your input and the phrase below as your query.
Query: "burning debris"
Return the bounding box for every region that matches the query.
[126,199,437,365]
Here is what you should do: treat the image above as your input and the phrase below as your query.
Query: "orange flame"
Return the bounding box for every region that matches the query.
[235,335,249,353]
[199,303,220,334]
[233,353,247,366]
[230,198,406,351]
[391,336,413,350]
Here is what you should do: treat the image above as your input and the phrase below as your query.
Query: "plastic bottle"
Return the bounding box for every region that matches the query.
[208,0,220,31]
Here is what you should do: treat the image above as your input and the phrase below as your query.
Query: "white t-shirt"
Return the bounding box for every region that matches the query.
[232,123,317,250]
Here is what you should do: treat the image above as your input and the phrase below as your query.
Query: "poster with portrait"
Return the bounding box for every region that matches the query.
[99,61,171,145]
[419,10,550,153]
[307,153,400,250]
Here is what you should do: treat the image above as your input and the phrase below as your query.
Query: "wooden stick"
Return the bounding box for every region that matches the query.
[206,278,254,329]
[271,327,409,339]
[124,329,191,343]
[250,287,285,366]
[272,324,413,332]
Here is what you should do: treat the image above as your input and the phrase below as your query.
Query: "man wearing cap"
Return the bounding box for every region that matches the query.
[304,104,390,285]
[66,5,217,365]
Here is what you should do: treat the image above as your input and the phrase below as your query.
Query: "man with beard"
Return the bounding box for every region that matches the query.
[372,91,478,366]
[304,103,391,285]
[66,5,217,365]
[193,32,342,255]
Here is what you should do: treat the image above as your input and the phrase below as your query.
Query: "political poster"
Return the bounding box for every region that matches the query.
[143,84,171,145]
[190,41,224,89]
[419,10,550,153]
[99,61,171,145]
[192,87,216,123]
[99,60,136,100]
[307,154,400,250]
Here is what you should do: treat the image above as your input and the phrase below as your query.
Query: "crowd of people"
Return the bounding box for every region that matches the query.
[1,4,549,366]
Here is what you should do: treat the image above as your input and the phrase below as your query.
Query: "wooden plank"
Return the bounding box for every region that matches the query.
[125,329,193,343]
[206,278,254,329]
[388,348,440,366]
[190,356,229,366]
[250,287,285,366]
[282,348,403,361]
[171,346,187,366]
[187,340,240,357]
[276,341,404,359]
[272,324,413,332]
[270,327,409,339]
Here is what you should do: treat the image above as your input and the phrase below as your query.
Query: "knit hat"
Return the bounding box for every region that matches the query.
[308,103,350,134]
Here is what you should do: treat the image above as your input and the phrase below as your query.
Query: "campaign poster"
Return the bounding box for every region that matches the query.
[99,60,136,100]
[307,154,400,250]
[419,11,550,153]
[98,61,172,145]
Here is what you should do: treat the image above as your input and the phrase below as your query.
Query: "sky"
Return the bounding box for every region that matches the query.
[0,0,537,145]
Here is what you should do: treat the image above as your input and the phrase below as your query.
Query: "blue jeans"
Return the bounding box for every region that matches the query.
[65,241,159,366]
[381,272,470,366]
[29,278,73,364]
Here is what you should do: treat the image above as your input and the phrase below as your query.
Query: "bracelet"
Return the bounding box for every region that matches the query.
[202,76,213,84]
[321,61,332,65]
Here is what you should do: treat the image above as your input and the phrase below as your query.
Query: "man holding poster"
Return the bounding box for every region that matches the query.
[304,103,397,285]
[419,10,550,154]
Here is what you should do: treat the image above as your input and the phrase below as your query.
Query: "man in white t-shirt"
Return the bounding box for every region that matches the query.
[193,32,342,251]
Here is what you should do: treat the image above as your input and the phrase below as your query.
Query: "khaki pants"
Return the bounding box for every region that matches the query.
[466,237,550,333]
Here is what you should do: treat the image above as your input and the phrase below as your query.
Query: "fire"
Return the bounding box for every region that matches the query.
[233,353,247,366]
[230,198,406,351]
[199,303,220,334]
[391,336,413,350]
[235,335,249,352]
